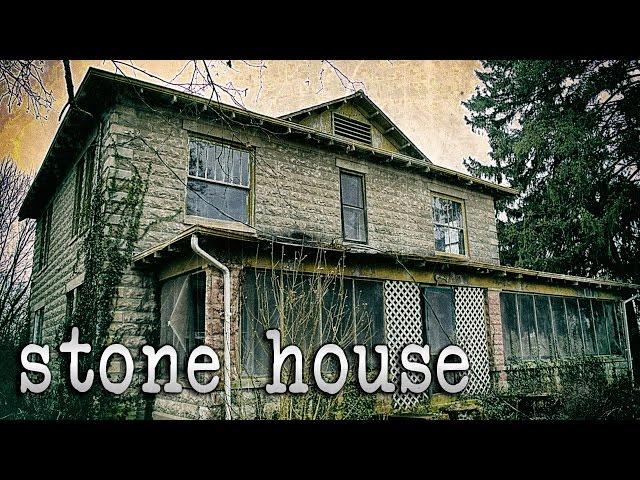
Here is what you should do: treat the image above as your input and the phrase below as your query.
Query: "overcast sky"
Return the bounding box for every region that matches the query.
[0,60,491,174]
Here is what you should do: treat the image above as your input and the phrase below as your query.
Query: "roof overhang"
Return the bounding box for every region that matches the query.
[133,226,640,292]
[19,68,517,220]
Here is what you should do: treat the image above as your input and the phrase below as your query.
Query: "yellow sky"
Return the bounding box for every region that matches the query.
[0,60,490,174]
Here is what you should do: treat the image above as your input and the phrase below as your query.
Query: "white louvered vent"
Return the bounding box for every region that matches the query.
[332,113,372,145]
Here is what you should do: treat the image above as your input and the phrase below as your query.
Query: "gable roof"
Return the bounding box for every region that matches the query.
[18,68,518,220]
[279,90,429,162]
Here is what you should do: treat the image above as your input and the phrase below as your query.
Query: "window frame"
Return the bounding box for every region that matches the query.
[339,169,369,244]
[239,269,385,381]
[184,135,254,227]
[37,204,53,272]
[501,291,627,364]
[431,193,468,258]
[158,269,207,377]
[32,307,44,344]
[72,144,97,238]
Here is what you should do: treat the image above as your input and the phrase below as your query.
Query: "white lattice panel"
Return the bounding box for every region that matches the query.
[454,287,490,395]
[384,281,426,410]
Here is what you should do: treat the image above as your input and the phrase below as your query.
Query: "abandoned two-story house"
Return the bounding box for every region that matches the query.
[18,67,640,419]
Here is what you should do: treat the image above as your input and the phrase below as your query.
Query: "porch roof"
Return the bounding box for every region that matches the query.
[132,225,640,292]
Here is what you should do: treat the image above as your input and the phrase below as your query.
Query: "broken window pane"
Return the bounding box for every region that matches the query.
[159,271,206,374]
[433,196,465,255]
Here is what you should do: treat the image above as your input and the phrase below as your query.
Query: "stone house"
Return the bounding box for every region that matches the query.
[19,68,640,419]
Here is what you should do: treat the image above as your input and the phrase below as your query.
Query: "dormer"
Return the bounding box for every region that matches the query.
[279,90,429,162]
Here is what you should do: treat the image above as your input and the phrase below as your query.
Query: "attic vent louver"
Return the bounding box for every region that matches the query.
[332,113,372,145]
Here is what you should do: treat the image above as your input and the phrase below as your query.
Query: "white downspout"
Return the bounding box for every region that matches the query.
[622,293,639,386]
[190,234,232,420]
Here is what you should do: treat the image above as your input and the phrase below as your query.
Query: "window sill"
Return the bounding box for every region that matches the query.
[434,250,468,260]
[184,215,256,236]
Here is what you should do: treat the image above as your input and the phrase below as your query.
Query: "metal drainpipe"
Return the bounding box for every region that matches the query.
[190,234,232,420]
[622,293,639,386]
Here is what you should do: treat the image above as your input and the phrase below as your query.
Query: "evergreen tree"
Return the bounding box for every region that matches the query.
[464,60,640,282]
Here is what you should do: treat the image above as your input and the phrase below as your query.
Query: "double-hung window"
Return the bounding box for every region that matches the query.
[433,195,466,256]
[186,138,251,224]
[37,205,52,271]
[32,308,44,344]
[340,171,368,243]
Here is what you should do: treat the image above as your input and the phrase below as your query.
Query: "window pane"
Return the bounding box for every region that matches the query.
[604,302,623,356]
[423,286,455,356]
[159,272,205,373]
[550,296,570,358]
[433,197,462,228]
[592,300,611,355]
[434,225,465,255]
[578,299,597,355]
[340,172,364,208]
[534,296,552,359]
[342,206,366,242]
[322,278,354,348]
[189,140,199,176]
[565,298,584,356]
[190,139,250,187]
[189,272,206,350]
[518,294,538,359]
[186,179,248,223]
[241,269,279,376]
[354,280,385,348]
[501,292,521,362]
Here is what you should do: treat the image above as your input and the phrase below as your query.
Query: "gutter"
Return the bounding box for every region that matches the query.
[622,293,639,386]
[190,234,232,420]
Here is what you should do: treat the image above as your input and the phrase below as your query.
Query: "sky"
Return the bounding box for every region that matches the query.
[0,60,491,174]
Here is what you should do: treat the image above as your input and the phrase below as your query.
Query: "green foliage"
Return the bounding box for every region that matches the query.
[17,132,150,420]
[481,359,640,420]
[464,60,640,283]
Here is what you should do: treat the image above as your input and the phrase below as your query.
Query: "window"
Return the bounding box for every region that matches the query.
[66,286,83,322]
[72,146,96,236]
[241,269,384,377]
[340,171,368,243]
[37,205,52,271]
[501,292,626,363]
[32,308,44,344]
[433,196,466,256]
[332,113,373,145]
[422,286,458,392]
[186,138,251,224]
[159,271,206,373]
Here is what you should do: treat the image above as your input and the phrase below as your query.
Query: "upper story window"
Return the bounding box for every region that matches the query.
[186,138,251,224]
[37,205,52,271]
[340,171,368,243]
[72,145,96,236]
[332,113,372,145]
[432,195,466,256]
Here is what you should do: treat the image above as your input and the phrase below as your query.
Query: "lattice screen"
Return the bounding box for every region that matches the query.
[454,287,491,395]
[384,281,426,409]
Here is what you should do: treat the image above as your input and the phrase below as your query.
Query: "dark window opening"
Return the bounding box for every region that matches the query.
[37,205,52,271]
[340,171,367,243]
[240,269,384,377]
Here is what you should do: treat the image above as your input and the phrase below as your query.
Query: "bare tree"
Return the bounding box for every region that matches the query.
[0,61,54,118]
[0,157,34,342]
